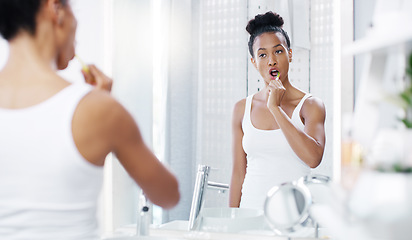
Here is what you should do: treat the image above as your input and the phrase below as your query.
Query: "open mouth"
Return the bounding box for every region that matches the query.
[270,69,279,78]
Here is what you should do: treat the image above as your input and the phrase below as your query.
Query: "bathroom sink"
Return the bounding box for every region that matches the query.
[197,207,270,233]
[102,221,327,240]
[158,220,189,231]
[102,208,328,239]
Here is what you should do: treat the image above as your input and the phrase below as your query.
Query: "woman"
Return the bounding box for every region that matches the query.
[229,11,325,210]
[0,0,179,239]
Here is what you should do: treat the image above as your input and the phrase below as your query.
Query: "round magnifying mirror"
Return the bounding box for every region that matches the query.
[263,180,312,235]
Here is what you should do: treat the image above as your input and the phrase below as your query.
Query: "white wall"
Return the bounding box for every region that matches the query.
[106,0,155,233]
[59,0,106,83]
[309,0,336,177]
[162,0,197,222]
[195,0,249,210]
[353,0,377,99]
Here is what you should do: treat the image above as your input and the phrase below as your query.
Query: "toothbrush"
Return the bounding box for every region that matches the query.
[75,54,90,74]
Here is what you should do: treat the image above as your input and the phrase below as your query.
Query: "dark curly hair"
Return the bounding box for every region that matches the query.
[0,0,67,40]
[246,11,291,57]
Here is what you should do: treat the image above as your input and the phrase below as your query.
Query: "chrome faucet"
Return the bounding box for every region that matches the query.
[188,165,229,231]
[136,191,151,236]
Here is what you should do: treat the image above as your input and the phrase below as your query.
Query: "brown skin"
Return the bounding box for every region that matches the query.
[81,64,113,92]
[229,32,326,208]
[0,0,179,209]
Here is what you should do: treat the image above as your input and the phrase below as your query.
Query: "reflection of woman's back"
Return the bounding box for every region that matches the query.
[240,94,311,209]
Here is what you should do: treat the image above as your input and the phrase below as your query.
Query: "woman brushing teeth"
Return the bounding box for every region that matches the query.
[230,11,326,210]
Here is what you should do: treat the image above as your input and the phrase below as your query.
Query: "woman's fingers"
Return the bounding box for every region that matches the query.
[269,77,283,87]
[267,79,286,108]
[268,80,286,93]
[81,69,94,85]
[82,64,113,92]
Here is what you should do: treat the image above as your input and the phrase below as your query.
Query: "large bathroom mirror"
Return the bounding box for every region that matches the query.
[66,0,342,234]
[142,0,340,227]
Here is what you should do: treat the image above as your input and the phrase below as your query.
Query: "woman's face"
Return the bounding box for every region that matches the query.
[251,32,292,85]
[56,2,77,70]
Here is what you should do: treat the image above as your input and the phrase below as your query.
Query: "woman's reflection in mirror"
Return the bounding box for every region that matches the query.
[229,11,326,210]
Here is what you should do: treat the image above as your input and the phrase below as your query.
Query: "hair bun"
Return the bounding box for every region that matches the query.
[246,11,284,35]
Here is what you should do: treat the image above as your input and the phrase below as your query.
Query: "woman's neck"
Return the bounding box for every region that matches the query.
[1,32,57,81]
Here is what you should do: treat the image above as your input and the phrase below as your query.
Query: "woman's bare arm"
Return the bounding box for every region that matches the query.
[229,99,247,207]
[111,103,180,209]
[73,90,180,209]
[269,97,326,168]
[266,78,325,168]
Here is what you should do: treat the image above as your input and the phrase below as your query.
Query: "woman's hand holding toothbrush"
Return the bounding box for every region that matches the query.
[76,55,113,92]
[266,74,286,111]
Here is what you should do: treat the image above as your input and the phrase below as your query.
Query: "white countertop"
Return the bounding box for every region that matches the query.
[102,220,333,240]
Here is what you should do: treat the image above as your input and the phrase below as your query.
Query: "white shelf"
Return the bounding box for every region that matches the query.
[343,10,412,56]
[343,29,412,56]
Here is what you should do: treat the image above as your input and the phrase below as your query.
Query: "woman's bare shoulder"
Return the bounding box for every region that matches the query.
[72,89,134,165]
[233,98,247,115]
[302,96,326,120]
[81,89,123,112]
[305,96,325,109]
[232,98,247,125]
[234,98,246,111]
[75,88,130,130]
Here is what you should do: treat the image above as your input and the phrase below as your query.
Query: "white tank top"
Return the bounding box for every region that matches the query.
[240,93,312,210]
[0,83,103,240]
